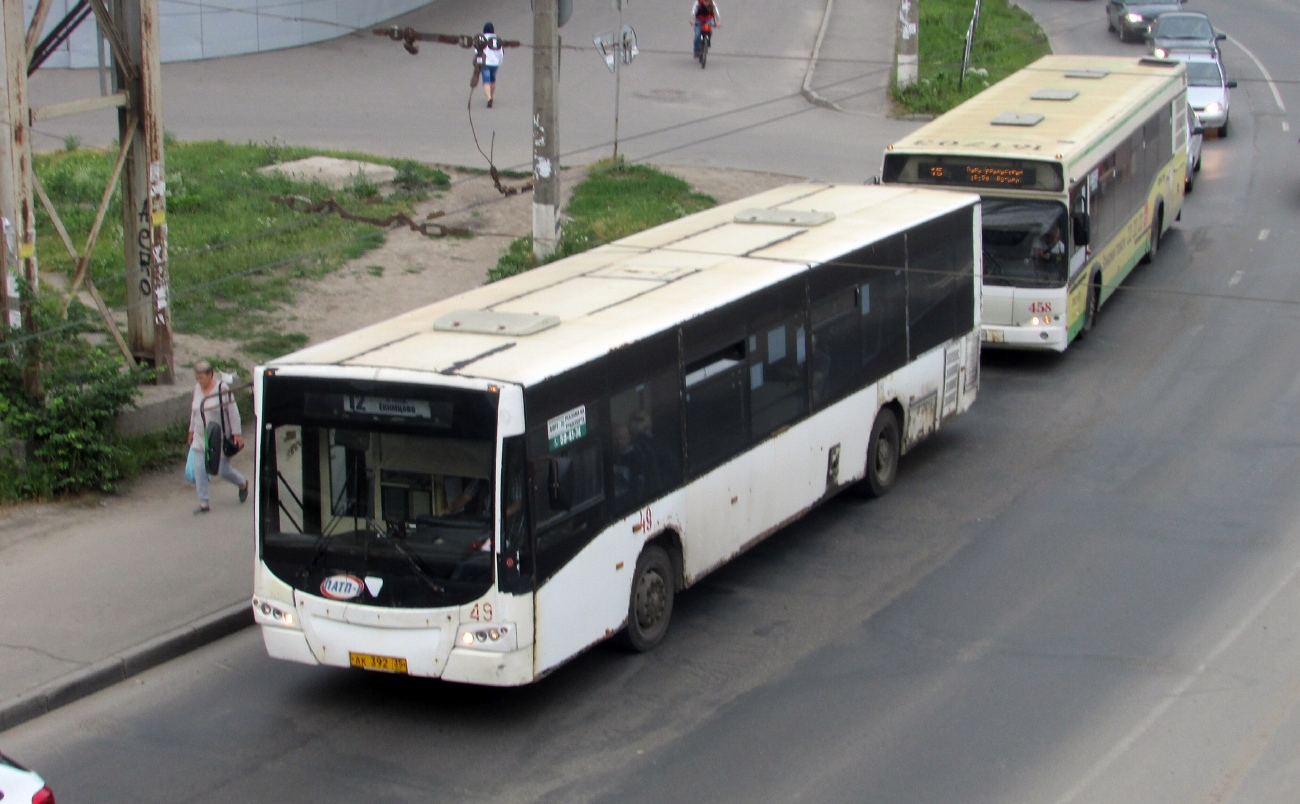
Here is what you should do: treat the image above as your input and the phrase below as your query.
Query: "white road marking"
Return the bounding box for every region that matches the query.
[1284,121,1292,133]
[1230,271,1244,286]
[1259,229,1270,241]
[1053,550,1300,804]
[1224,34,1286,113]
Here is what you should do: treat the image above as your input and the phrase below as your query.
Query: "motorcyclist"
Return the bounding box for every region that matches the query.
[691,0,720,56]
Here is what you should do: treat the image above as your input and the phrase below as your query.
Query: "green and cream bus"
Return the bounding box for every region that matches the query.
[883,55,1188,351]
[252,183,982,686]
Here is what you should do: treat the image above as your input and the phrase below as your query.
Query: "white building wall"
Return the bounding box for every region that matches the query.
[26,0,432,67]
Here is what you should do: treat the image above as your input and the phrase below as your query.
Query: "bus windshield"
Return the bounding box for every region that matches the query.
[259,376,500,609]
[980,198,1069,288]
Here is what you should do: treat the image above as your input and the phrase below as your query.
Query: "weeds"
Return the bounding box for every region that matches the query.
[489,160,714,282]
[32,141,449,357]
[891,0,1049,115]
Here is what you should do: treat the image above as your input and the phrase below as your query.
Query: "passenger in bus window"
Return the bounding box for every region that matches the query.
[612,423,649,502]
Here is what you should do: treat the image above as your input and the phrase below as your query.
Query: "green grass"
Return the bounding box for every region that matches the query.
[489,160,716,282]
[33,141,449,359]
[892,0,1050,115]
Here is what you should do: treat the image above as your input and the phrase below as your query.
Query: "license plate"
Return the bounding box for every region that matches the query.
[349,652,408,674]
[982,328,1005,343]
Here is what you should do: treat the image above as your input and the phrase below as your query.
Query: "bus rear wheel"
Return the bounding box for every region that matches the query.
[858,406,900,498]
[619,544,674,652]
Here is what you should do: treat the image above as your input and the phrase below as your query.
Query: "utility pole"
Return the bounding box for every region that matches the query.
[532,0,562,260]
[114,0,173,383]
[0,0,41,396]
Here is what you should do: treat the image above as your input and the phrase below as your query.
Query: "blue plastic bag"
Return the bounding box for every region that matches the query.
[184,449,197,484]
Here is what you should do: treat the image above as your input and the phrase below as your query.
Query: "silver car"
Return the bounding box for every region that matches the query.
[1182,53,1236,136]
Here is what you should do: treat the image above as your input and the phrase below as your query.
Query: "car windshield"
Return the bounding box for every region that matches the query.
[980,198,1070,289]
[259,376,501,608]
[1185,61,1223,87]
[1156,16,1212,39]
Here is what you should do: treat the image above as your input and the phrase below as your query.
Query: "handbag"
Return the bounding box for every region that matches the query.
[219,383,243,458]
[184,448,197,484]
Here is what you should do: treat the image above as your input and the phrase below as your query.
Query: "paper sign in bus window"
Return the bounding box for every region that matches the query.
[547,405,588,451]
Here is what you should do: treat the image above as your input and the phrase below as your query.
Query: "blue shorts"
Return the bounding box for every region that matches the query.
[481,65,499,84]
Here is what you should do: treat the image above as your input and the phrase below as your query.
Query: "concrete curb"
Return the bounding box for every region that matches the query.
[800,0,842,111]
[0,601,252,733]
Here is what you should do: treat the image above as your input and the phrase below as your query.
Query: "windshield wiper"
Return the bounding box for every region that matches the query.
[381,529,448,596]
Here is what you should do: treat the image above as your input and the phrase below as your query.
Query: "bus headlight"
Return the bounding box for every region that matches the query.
[455,623,518,652]
[1153,47,1167,58]
[1204,102,1223,115]
[253,597,297,628]
[1124,12,1143,23]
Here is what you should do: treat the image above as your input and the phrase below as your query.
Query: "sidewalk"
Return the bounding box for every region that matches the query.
[1,0,916,732]
[0,436,256,731]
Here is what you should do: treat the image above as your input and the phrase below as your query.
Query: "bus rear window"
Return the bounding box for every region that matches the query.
[883,154,1064,192]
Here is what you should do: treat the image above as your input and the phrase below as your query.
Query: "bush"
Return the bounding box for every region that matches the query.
[0,291,151,501]
[488,160,715,283]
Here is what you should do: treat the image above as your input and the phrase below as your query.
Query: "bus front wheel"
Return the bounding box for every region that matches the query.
[858,406,900,498]
[619,544,675,652]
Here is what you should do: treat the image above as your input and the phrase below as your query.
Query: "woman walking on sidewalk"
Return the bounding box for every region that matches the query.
[187,360,247,514]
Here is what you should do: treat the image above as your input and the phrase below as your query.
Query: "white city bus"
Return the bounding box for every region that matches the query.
[882,55,1188,351]
[252,183,982,686]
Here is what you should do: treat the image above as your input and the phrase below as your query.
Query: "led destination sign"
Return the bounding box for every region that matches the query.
[882,154,1064,192]
[920,162,1035,187]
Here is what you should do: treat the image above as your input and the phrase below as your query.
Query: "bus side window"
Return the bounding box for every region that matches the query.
[608,370,682,517]
[748,313,807,438]
[810,285,861,410]
[683,339,747,477]
[906,210,973,356]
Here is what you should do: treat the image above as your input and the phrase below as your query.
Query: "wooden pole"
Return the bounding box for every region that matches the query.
[115,0,173,383]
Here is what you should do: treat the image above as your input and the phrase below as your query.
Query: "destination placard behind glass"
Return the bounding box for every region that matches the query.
[305,392,454,427]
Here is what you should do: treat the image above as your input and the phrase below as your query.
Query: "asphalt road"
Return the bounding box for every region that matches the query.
[9,1,1300,802]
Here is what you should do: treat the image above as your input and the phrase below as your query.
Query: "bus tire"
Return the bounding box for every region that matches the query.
[1141,208,1163,264]
[618,544,674,652]
[1219,116,1229,137]
[858,406,900,498]
[1080,275,1100,338]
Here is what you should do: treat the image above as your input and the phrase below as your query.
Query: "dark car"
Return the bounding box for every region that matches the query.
[1106,0,1185,43]
[1148,11,1225,58]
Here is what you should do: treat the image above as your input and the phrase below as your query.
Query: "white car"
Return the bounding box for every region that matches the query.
[0,753,54,804]
[1181,52,1236,135]
[1185,104,1203,191]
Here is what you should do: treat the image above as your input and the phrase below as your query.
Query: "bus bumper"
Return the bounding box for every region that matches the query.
[262,625,318,665]
[981,323,1067,352]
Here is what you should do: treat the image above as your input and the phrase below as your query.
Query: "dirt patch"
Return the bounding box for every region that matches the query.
[167,164,803,371]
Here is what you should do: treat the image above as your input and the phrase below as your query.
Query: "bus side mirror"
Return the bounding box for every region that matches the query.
[547,457,574,510]
[1192,125,1205,136]
[1216,33,1226,40]
[1226,80,1238,89]
[1072,213,1090,247]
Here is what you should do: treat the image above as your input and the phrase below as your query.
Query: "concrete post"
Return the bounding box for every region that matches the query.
[896,0,919,90]
[532,0,561,261]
